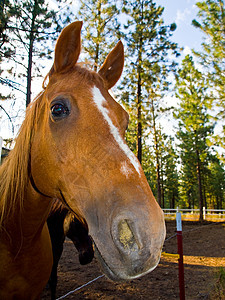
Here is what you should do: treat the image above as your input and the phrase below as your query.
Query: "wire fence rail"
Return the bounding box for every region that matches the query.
[163,207,225,221]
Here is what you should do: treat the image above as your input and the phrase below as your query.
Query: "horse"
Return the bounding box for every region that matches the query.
[47,200,94,300]
[0,21,166,299]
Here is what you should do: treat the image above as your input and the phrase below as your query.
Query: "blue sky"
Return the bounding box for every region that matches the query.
[156,0,203,53]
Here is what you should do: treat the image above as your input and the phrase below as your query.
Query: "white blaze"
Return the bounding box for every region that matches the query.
[120,161,133,178]
[92,86,141,176]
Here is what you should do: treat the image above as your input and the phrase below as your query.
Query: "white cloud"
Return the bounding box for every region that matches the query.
[183,45,192,55]
[175,8,191,25]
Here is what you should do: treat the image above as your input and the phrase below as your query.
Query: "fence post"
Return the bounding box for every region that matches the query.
[203,207,206,220]
[0,136,3,164]
[176,211,185,300]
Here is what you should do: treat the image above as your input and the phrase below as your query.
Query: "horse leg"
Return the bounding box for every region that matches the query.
[49,260,59,300]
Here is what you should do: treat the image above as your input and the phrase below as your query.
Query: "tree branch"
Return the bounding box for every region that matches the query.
[0,104,14,135]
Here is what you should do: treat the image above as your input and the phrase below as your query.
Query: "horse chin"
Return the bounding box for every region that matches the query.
[94,243,119,281]
[93,241,160,282]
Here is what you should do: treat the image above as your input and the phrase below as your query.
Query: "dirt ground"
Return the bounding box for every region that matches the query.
[41,221,225,300]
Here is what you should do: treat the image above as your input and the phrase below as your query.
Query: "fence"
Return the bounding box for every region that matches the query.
[163,207,225,222]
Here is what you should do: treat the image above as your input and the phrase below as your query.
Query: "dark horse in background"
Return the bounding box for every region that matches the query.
[47,200,94,300]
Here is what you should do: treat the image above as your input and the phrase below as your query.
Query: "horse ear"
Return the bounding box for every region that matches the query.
[98,41,124,89]
[53,21,82,74]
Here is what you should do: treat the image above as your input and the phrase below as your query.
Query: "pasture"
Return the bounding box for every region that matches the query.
[41,221,225,300]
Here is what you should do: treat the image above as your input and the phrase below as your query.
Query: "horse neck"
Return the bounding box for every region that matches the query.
[3,180,52,251]
[23,181,52,237]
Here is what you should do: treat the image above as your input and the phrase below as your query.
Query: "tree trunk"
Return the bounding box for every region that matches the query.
[137,70,142,163]
[187,193,191,209]
[171,192,175,209]
[94,42,99,72]
[202,176,207,209]
[136,28,143,164]
[94,4,101,72]
[26,38,34,107]
[156,154,162,207]
[136,5,144,164]
[161,170,165,208]
[196,148,204,221]
[26,0,38,107]
[150,97,162,207]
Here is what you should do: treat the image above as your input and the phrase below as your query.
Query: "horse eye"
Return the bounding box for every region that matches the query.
[51,103,70,120]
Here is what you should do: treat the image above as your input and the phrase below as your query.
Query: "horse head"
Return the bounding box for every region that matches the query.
[64,212,94,265]
[31,21,166,281]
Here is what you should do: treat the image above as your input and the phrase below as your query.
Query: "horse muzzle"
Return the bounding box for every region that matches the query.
[91,205,166,281]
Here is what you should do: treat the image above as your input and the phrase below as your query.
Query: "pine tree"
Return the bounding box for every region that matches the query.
[206,155,225,209]
[142,142,157,196]
[192,0,225,151]
[120,0,179,205]
[175,54,214,220]
[163,137,179,209]
[14,0,74,106]
[0,0,20,97]
[0,0,13,53]
[1,0,74,107]
[78,0,121,71]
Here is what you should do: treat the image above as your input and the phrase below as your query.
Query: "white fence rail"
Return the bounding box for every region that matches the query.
[163,207,225,222]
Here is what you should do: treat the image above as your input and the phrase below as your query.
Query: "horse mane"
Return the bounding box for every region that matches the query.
[43,63,104,90]
[49,199,68,216]
[74,63,104,87]
[0,92,46,228]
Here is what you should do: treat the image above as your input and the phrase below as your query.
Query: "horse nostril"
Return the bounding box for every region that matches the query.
[117,219,140,252]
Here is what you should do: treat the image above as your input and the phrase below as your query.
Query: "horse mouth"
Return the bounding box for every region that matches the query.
[93,242,119,281]
[93,241,161,281]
